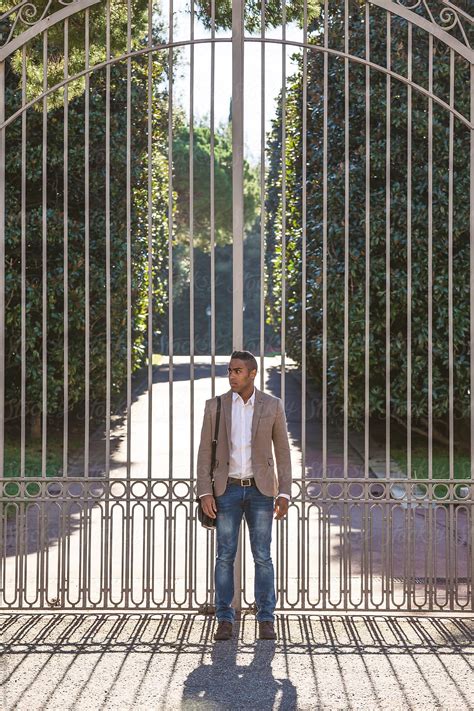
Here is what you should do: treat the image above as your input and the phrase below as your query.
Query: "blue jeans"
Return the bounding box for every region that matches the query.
[215,481,276,623]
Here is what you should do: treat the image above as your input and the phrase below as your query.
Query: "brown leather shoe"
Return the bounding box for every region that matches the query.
[259,621,277,640]
[214,621,233,641]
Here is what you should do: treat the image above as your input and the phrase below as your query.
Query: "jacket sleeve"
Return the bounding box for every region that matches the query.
[196,399,213,497]
[272,398,292,498]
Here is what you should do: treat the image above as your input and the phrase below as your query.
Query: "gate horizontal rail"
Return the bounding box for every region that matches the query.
[1,477,472,612]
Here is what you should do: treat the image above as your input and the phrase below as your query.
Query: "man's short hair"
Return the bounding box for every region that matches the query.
[230,350,258,374]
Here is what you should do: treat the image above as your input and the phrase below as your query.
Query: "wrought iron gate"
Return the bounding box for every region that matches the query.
[0,0,472,612]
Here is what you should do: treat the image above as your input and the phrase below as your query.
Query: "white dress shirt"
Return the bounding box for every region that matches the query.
[229,388,256,479]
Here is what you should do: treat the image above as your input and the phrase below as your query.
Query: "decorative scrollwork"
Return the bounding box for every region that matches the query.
[395,0,473,49]
[0,0,78,48]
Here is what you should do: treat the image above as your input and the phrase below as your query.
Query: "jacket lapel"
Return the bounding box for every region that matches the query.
[222,390,232,454]
[251,386,264,442]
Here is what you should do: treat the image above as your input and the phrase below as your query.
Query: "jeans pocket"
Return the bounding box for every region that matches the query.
[216,481,230,498]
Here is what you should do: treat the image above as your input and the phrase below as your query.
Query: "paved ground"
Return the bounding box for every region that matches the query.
[1,612,473,710]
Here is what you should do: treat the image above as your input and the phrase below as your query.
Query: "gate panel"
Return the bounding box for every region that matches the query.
[0,0,473,612]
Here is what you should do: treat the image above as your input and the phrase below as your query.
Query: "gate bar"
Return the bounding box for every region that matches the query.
[232,0,244,612]
[0,60,5,481]
[232,0,244,352]
[470,60,474,612]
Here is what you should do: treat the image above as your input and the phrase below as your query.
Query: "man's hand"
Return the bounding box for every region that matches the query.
[201,494,217,519]
[274,497,289,520]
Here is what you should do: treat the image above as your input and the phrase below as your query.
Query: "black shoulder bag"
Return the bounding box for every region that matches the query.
[196,395,221,530]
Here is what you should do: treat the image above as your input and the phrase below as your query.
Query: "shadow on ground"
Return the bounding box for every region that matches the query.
[1,613,473,710]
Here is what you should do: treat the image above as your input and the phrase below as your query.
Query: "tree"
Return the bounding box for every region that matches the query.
[0,0,152,107]
[172,121,259,250]
[3,32,170,430]
[194,0,322,32]
[265,4,470,445]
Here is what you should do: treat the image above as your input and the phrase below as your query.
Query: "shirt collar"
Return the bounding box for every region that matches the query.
[232,387,256,405]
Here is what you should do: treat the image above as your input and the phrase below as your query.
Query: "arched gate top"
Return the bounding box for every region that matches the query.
[0,0,473,63]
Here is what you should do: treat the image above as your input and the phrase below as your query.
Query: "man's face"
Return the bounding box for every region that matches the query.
[227,358,256,393]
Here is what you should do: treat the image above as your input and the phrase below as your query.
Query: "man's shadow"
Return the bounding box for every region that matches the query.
[182,620,297,710]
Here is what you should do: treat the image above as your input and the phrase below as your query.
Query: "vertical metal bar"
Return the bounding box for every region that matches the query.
[189,6,195,425]
[208,0,217,604]
[278,0,288,611]
[259,0,266,390]
[364,2,371,482]
[145,0,153,610]
[470,59,474,613]
[280,0,287,413]
[84,500,94,605]
[0,61,5,603]
[406,24,412,483]
[103,0,111,608]
[188,0,195,608]
[427,32,434,610]
[82,6,91,608]
[447,49,455,608]
[167,0,174,608]
[231,0,244,613]
[321,0,328,611]
[60,18,70,605]
[39,30,48,609]
[42,31,48,480]
[75,506,85,606]
[63,20,69,483]
[322,0,328,476]
[125,0,132,608]
[454,506,463,609]
[427,39,433,485]
[319,497,325,608]
[301,0,308,610]
[406,22,413,609]
[384,12,392,488]
[448,50,454,482]
[343,0,349,612]
[168,0,174,474]
[385,10,392,610]
[363,0,371,610]
[19,45,27,607]
[21,46,27,481]
[57,495,65,605]
[343,0,349,483]
[232,0,244,351]
[210,1,216,389]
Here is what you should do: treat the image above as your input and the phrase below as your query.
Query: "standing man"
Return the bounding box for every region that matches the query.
[197,350,292,641]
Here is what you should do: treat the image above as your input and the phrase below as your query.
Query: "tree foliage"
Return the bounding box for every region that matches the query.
[172,121,259,250]
[4,42,170,426]
[265,5,471,445]
[194,0,322,32]
[0,0,153,107]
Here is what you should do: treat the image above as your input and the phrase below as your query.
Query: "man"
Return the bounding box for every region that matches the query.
[197,350,292,641]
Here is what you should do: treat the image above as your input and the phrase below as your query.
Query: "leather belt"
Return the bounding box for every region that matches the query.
[228,477,255,487]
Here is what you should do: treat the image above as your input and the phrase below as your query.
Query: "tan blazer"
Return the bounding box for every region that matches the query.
[196,387,292,498]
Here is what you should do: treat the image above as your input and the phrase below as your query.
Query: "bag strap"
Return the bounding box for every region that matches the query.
[210,396,221,495]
